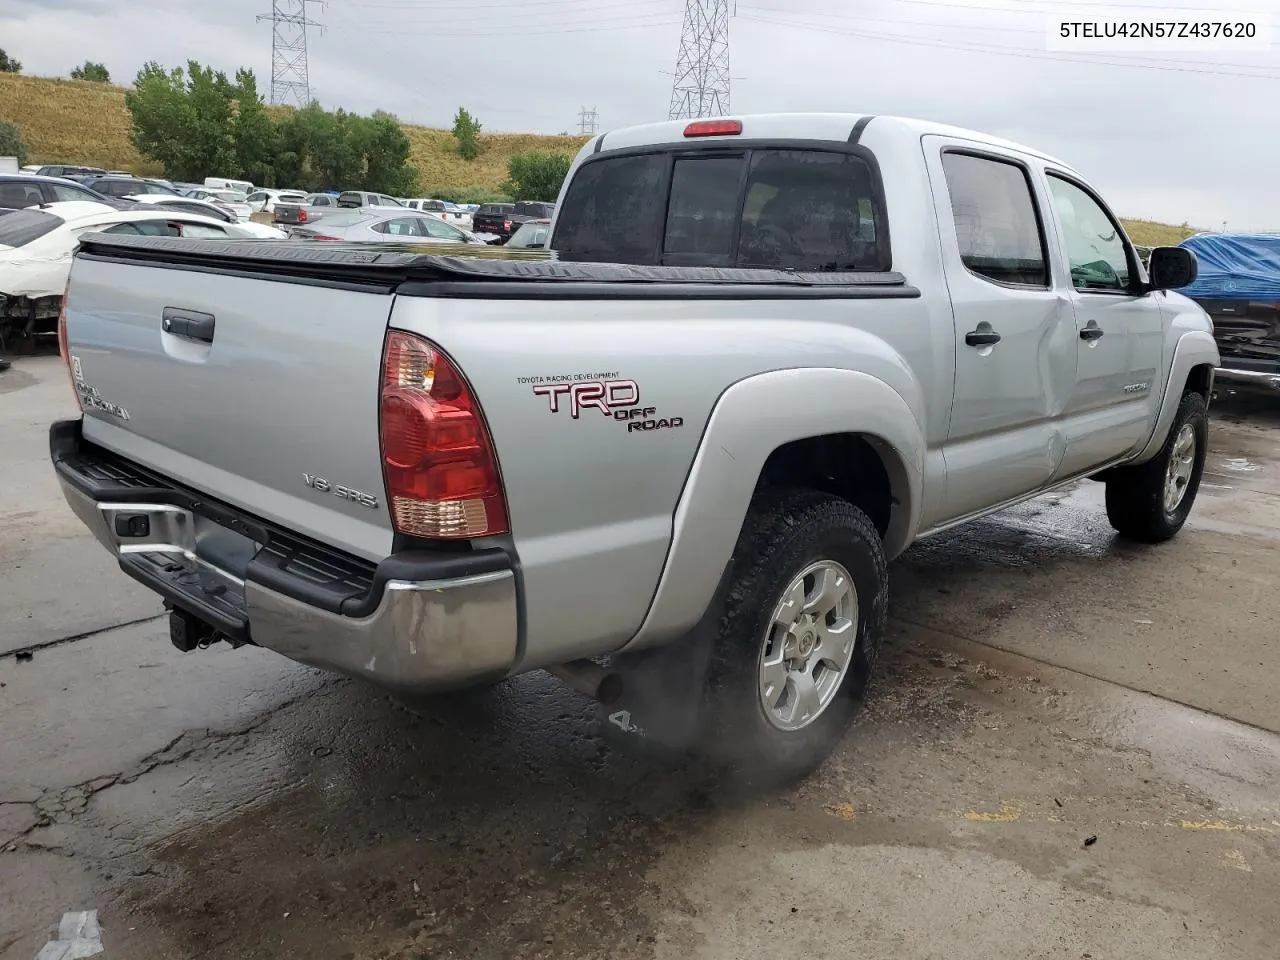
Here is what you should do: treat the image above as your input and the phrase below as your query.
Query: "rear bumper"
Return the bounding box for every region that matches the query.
[50,419,520,692]
[1215,364,1280,392]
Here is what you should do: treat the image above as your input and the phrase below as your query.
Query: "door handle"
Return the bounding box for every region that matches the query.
[964,329,1002,347]
[162,307,216,344]
[1079,323,1105,342]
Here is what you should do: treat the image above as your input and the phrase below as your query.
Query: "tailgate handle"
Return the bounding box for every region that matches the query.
[162,307,216,343]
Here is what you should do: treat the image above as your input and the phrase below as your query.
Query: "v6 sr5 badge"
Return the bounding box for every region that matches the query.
[527,377,684,433]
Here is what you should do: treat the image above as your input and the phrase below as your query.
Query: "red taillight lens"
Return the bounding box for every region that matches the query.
[379,331,508,539]
[297,209,308,222]
[58,279,82,412]
[311,234,342,241]
[684,119,742,137]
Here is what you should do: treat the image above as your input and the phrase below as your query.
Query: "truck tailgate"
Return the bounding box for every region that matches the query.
[64,253,396,561]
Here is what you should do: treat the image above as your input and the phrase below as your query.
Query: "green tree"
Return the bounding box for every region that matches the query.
[0,49,20,73]
[71,61,110,82]
[0,120,28,165]
[125,60,275,184]
[358,111,418,195]
[502,151,572,202]
[452,107,482,161]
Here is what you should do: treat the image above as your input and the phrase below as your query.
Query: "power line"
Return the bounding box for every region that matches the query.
[258,0,324,107]
[668,0,732,120]
[578,105,600,134]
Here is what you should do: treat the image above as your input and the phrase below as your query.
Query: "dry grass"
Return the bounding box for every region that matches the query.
[1120,218,1202,247]
[3,74,1205,239]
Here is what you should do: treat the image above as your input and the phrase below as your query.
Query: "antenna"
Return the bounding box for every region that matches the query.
[667,0,731,120]
[257,0,324,107]
[578,106,600,135]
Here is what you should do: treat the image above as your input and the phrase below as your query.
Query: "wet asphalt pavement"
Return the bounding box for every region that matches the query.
[3,354,1279,960]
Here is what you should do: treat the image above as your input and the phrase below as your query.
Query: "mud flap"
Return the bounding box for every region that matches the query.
[597,562,733,757]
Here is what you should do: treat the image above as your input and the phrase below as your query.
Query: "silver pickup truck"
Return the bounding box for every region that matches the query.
[51,113,1219,782]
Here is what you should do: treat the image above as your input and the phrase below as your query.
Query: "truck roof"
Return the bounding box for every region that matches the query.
[592,112,1075,173]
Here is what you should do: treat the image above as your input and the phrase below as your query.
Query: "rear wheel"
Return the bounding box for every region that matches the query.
[702,490,888,785]
[1105,390,1208,542]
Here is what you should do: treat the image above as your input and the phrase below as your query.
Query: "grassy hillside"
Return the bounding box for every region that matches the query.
[0,72,589,193]
[1,73,1204,234]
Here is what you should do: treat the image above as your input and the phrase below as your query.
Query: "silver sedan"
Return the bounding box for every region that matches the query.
[289,210,489,245]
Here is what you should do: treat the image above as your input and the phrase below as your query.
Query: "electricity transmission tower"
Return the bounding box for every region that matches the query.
[667,0,731,120]
[257,0,323,107]
[578,106,600,135]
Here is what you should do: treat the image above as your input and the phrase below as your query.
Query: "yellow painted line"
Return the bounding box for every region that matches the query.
[962,801,1022,823]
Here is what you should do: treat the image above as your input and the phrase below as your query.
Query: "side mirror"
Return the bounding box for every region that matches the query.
[1147,246,1198,291]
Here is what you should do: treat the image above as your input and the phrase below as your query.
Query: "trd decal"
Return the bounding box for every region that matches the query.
[525,375,684,433]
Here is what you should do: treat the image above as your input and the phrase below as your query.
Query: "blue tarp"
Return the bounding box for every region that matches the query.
[1178,233,1280,300]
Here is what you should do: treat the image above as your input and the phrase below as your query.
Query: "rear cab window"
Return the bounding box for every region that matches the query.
[551,144,890,271]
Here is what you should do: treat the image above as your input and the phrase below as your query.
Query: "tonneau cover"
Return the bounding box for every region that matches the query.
[74,233,909,288]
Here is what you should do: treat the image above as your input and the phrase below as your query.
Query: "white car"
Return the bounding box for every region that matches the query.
[403,198,473,230]
[0,201,281,306]
[180,189,253,221]
[245,188,309,214]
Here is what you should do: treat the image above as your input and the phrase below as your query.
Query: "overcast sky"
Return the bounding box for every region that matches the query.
[4,0,1278,229]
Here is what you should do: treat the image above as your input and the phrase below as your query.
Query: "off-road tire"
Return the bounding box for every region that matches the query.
[702,489,888,786]
[1105,390,1208,543]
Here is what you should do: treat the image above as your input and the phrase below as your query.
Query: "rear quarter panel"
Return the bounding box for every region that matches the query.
[388,293,935,669]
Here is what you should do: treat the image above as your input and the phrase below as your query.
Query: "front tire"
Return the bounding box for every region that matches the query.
[1105,390,1208,543]
[703,490,888,785]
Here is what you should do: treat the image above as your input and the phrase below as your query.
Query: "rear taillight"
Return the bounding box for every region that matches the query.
[379,331,508,539]
[311,234,342,241]
[503,219,512,231]
[297,209,309,223]
[684,119,742,137]
[58,280,83,412]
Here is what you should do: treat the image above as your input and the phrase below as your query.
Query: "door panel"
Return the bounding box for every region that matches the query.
[924,140,1078,523]
[1043,173,1166,480]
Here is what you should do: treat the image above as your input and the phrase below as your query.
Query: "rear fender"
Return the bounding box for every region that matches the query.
[620,367,925,654]
[1130,328,1220,465]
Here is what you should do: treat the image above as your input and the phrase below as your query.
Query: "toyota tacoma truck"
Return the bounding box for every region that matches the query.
[51,113,1219,782]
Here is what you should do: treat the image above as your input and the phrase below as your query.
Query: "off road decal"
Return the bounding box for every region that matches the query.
[521,374,684,433]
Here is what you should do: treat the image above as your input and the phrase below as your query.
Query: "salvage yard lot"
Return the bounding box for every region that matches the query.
[2,355,1278,960]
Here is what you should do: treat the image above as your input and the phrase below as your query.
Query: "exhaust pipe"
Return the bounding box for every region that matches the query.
[547,659,625,705]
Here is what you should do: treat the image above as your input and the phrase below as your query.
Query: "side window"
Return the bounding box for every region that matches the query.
[421,217,464,240]
[552,153,669,263]
[376,218,420,236]
[737,150,886,271]
[941,152,1047,287]
[664,156,744,260]
[48,183,93,202]
[102,222,143,235]
[0,182,43,207]
[1047,175,1131,292]
[177,223,227,239]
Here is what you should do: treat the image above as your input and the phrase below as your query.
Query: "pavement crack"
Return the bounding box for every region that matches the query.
[2,613,165,661]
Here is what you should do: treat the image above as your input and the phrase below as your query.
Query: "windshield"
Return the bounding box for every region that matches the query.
[211,190,247,203]
[0,208,64,248]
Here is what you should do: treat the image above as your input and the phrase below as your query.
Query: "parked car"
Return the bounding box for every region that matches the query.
[126,197,287,238]
[472,201,555,243]
[1176,232,1280,392]
[403,198,473,229]
[336,191,405,209]
[33,164,106,179]
[49,112,1219,784]
[505,218,552,249]
[181,189,253,221]
[288,210,486,244]
[272,192,341,227]
[203,177,254,195]
[79,176,182,200]
[0,174,130,210]
[2,200,274,341]
[245,188,309,214]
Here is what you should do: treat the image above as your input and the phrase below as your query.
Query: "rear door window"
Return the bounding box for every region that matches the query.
[941,152,1048,287]
[0,208,63,246]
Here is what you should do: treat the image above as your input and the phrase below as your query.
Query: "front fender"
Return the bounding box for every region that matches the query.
[620,367,925,654]
[1130,328,1220,464]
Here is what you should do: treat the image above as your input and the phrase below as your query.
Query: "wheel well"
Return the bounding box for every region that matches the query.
[1186,362,1214,400]
[755,433,895,539]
